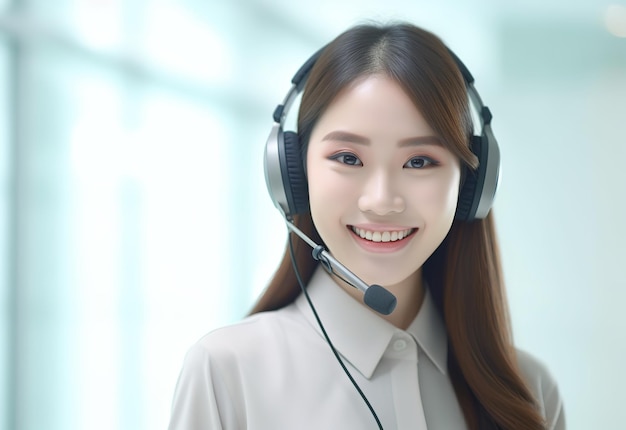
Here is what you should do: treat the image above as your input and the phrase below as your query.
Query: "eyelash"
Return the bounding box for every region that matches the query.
[404,156,439,169]
[329,152,363,166]
[329,152,439,169]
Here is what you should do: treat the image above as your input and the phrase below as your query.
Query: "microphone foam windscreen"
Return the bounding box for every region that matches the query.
[364,285,397,315]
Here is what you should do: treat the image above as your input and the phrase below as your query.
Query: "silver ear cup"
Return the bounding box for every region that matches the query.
[264,124,290,217]
[472,124,500,220]
[264,127,309,219]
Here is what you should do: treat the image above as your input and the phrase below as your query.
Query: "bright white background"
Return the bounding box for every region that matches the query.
[0,1,624,429]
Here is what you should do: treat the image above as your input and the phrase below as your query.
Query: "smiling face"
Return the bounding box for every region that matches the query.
[306,74,462,291]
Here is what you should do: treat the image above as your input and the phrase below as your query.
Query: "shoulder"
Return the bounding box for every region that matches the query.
[515,349,566,430]
[169,306,310,429]
[184,304,313,372]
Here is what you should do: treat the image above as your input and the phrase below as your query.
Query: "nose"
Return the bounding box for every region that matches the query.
[357,171,405,215]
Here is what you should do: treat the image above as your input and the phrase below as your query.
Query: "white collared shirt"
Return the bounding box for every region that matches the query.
[169,267,565,429]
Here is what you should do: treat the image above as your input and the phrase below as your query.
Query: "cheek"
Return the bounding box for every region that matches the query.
[308,172,354,215]
[419,173,460,206]
[307,162,335,219]
[306,151,355,211]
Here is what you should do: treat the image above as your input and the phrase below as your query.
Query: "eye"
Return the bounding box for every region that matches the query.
[404,156,437,169]
[329,152,363,166]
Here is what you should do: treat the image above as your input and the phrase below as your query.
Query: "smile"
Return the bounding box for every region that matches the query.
[350,226,416,243]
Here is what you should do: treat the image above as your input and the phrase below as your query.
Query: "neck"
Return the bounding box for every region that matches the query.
[332,269,425,330]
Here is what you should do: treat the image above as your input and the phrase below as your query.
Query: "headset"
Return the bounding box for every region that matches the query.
[264,46,500,223]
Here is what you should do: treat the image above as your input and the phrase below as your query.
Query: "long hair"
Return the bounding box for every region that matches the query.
[250,23,545,430]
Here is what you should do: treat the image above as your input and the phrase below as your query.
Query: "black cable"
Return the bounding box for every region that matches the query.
[287,230,384,430]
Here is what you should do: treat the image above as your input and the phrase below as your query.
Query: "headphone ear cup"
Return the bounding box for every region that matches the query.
[455,135,484,221]
[456,170,477,221]
[281,131,309,216]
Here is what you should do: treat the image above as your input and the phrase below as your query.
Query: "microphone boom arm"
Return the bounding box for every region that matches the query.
[285,221,397,315]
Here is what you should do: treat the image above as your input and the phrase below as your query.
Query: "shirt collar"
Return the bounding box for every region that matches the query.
[294,266,448,379]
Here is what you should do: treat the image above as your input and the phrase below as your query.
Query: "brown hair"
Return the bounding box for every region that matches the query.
[250,23,545,430]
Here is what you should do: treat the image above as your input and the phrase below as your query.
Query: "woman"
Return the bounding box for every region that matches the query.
[169,22,565,430]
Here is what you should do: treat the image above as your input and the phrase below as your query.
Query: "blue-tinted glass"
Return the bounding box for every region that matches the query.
[15,39,235,428]
[0,33,10,430]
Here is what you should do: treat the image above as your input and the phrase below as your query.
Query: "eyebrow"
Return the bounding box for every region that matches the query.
[321,130,443,147]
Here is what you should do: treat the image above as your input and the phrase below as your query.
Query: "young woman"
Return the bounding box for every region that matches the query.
[169,22,565,430]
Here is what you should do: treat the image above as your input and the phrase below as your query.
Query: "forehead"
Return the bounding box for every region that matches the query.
[312,74,436,138]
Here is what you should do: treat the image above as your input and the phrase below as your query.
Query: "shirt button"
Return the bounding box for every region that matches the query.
[393,339,407,351]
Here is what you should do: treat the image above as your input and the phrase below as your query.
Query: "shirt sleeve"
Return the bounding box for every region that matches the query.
[540,364,566,430]
[515,349,566,430]
[168,342,241,430]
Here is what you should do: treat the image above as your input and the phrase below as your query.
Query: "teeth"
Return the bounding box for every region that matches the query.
[351,227,414,243]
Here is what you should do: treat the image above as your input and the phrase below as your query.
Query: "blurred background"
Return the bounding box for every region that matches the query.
[0,0,624,429]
